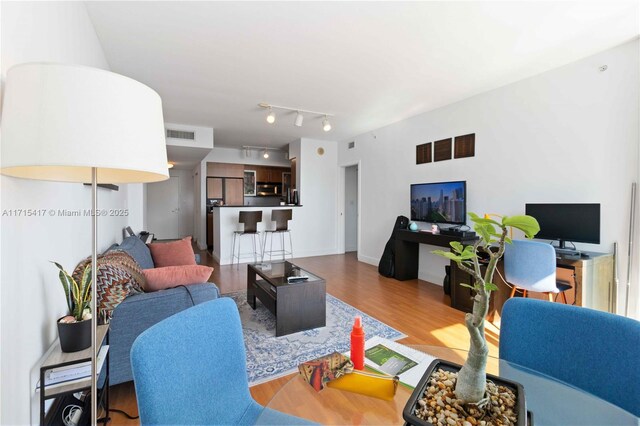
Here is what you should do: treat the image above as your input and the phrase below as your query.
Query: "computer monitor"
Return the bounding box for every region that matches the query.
[525,203,600,249]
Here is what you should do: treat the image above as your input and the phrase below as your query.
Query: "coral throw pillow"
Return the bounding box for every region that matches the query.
[148,237,196,267]
[142,265,214,292]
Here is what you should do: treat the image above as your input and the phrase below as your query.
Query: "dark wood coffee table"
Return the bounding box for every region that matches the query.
[247,261,326,337]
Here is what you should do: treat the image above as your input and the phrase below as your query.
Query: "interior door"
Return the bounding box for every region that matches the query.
[147,175,181,239]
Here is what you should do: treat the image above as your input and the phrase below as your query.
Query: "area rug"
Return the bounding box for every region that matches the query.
[226,291,406,386]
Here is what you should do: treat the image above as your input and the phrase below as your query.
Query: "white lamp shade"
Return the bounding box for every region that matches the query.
[1,63,169,183]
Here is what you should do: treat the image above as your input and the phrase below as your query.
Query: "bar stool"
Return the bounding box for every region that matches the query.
[231,211,262,267]
[262,209,293,261]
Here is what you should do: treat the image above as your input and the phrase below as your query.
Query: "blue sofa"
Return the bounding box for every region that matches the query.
[108,236,220,385]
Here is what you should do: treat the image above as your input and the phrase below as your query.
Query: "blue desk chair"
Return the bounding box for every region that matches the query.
[500,298,640,417]
[131,297,314,425]
[504,239,572,303]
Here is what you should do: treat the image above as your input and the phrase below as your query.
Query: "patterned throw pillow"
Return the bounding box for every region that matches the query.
[73,251,144,323]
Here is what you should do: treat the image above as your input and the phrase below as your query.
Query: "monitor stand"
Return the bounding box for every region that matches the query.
[554,240,579,256]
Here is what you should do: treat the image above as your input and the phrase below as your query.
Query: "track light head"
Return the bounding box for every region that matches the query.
[266,108,276,124]
[263,149,269,159]
[294,111,304,127]
[322,116,332,132]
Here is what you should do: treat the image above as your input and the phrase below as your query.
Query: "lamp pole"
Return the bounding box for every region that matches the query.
[91,167,98,425]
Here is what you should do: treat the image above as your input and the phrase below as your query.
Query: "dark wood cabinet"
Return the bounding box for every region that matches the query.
[450,261,498,320]
[247,165,290,183]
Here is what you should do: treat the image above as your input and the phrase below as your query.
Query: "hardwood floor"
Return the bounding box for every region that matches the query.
[107,250,500,425]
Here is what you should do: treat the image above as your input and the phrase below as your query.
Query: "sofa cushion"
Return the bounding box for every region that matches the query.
[148,237,196,267]
[118,236,155,269]
[142,265,214,292]
[73,251,144,321]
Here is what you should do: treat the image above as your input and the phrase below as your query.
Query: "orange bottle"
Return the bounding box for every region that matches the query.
[350,316,365,370]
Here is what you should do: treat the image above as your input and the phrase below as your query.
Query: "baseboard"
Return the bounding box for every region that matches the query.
[358,254,379,266]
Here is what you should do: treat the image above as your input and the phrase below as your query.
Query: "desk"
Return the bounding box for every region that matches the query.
[393,229,478,281]
[451,251,615,319]
[259,346,638,425]
[393,229,615,315]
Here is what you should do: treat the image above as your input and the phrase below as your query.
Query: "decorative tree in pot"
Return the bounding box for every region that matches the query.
[406,213,539,425]
[53,262,93,352]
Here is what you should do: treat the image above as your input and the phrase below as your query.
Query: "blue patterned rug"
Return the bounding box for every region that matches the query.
[226,291,406,386]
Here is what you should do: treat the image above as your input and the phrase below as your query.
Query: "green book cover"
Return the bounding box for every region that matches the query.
[365,344,418,376]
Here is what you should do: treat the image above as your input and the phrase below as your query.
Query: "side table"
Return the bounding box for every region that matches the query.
[39,324,110,425]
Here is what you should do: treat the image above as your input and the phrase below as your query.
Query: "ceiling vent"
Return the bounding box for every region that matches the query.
[348,141,355,149]
[166,129,195,140]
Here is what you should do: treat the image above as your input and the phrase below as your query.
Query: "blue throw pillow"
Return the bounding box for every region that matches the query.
[117,236,155,269]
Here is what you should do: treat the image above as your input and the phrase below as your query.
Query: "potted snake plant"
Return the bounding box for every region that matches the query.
[53,262,92,352]
[403,213,539,426]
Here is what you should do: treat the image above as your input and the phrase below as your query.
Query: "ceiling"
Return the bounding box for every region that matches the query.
[85,1,639,149]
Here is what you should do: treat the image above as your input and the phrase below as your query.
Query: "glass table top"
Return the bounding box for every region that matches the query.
[249,261,323,287]
[257,346,639,425]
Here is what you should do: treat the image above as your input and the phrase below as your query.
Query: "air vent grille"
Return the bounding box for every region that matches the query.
[348,141,355,149]
[166,129,195,140]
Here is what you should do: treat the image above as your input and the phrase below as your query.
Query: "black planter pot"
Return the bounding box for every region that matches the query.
[403,359,529,426]
[57,317,91,352]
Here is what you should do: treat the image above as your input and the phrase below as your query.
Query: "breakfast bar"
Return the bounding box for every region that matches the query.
[211,205,302,265]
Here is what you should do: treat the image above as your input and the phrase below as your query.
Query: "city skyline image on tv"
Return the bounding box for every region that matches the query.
[410,181,466,224]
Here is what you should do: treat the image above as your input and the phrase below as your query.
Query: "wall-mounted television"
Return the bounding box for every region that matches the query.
[525,203,600,249]
[410,180,466,225]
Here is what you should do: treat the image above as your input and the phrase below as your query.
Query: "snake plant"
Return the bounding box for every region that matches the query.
[52,262,92,322]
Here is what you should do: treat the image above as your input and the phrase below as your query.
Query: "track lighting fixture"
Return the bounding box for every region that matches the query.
[263,149,270,159]
[266,107,276,124]
[258,103,333,131]
[322,116,332,132]
[167,162,174,169]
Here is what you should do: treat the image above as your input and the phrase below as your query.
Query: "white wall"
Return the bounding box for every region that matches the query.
[207,146,291,167]
[292,138,341,258]
[0,2,144,423]
[146,168,195,239]
[339,40,640,317]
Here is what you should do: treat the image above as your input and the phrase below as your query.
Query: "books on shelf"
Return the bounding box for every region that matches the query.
[362,336,436,389]
[36,345,109,392]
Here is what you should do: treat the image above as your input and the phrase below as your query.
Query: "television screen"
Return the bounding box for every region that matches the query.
[525,203,600,245]
[410,181,466,225]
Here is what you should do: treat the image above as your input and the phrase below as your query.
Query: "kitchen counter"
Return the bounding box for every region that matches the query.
[210,205,302,265]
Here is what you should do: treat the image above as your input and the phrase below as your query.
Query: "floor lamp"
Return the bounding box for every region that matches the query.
[1,63,169,425]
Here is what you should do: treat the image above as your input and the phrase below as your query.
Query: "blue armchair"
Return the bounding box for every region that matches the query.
[500,298,640,417]
[130,297,314,425]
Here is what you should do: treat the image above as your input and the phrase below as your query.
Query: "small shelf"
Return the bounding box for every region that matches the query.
[40,324,110,425]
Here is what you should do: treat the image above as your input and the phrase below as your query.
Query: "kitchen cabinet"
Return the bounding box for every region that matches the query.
[256,167,270,182]
[207,162,244,178]
[224,178,244,206]
[207,177,223,199]
[247,165,290,183]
